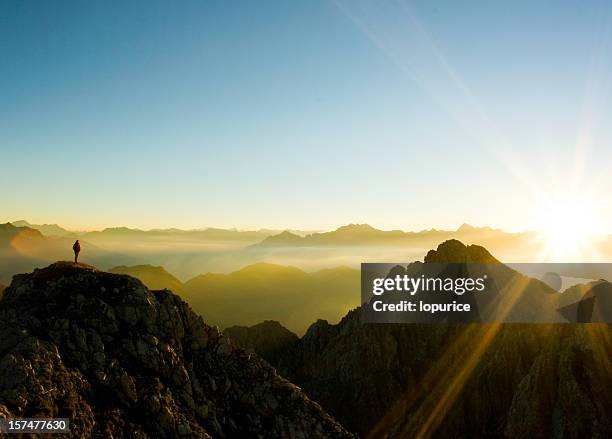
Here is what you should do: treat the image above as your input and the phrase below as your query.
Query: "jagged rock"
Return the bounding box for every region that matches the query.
[0,262,354,438]
[231,315,611,439]
[228,241,612,438]
[424,239,499,263]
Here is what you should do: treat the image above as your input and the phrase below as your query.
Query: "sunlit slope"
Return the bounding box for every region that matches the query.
[109,264,184,293]
[0,223,47,283]
[0,223,133,283]
[183,263,360,335]
[10,220,73,237]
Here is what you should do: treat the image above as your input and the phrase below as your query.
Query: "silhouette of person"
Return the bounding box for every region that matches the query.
[73,240,81,263]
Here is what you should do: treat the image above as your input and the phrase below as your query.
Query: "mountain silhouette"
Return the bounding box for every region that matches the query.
[0,262,353,438]
[226,241,612,438]
[0,221,45,244]
[83,226,276,243]
[0,222,48,283]
[10,220,73,237]
[0,223,134,283]
[557,280,612,322]
[109,264,184,293]
[255,223,534,254]
[183,263,359,335]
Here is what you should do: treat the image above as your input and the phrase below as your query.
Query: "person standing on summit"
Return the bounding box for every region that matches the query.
[73,240,81,263]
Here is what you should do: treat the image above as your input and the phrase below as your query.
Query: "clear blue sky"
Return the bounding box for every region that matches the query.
[2,0,612,231]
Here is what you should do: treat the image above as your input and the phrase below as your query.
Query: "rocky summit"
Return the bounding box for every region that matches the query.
[227,241,612,438]
[0,262,353,438]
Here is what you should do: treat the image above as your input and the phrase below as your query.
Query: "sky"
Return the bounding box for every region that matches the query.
[2,0,612,232]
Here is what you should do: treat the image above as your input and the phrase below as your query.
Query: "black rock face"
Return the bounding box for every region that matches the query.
[0,262,354,439]
[227,242,612,438]
[229,314,612,439]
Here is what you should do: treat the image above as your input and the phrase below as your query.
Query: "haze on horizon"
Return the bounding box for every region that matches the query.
[3,1,612,235]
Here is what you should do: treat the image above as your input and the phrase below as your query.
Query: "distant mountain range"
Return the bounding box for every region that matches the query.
[257,222,531,248]
[9,221,317,242]
[82,226,277,243]
[9,220,533,248]
[4,219,612,285]
[10,220,74,237]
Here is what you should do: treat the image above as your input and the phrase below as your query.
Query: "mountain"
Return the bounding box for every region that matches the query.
[0,262,353,438]
[0,221,45,244]
[258,230,305,246]
[255,223,515,247]
[253,223,546,265]
[225,241,612,438]
[109,265,184,293]
[0,283,5,298]
[0,223,134,284]
[557,280,612,322]
[83,227,275,243]
[76,227,288,280]
[183,264,359,335]
[0,222,48,283]
[10,220,73,237]
[224,321,300,367]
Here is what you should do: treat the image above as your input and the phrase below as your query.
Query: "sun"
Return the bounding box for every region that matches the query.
[536,197,603,261]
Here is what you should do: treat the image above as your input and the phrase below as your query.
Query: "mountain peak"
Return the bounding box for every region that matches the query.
[0,263,353,438]
[0,222,44,238]
[424,239,499,263]
[334,224,378,233]
[457,223,477,232]
[456,223,500,233]
[9,220,71,237]
[257,230,304,246]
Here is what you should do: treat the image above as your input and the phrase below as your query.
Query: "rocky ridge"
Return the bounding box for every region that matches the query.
[0,262,353,438]
[227,240,612,438]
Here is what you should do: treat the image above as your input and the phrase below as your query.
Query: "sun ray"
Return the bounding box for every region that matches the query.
[367,274,535,438]
[333,0,546,201]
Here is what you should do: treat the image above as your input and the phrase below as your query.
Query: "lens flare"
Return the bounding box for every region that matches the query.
[536,198,603,261]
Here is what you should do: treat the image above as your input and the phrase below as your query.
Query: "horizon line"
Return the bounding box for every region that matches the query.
[6,219,555,236]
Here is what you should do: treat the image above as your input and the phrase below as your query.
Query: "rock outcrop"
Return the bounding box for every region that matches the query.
[0,262,353,438]
[227,241,612,438]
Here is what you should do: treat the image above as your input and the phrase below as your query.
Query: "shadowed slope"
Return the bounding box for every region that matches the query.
[227,241,612,438]
[0,262,354,438]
